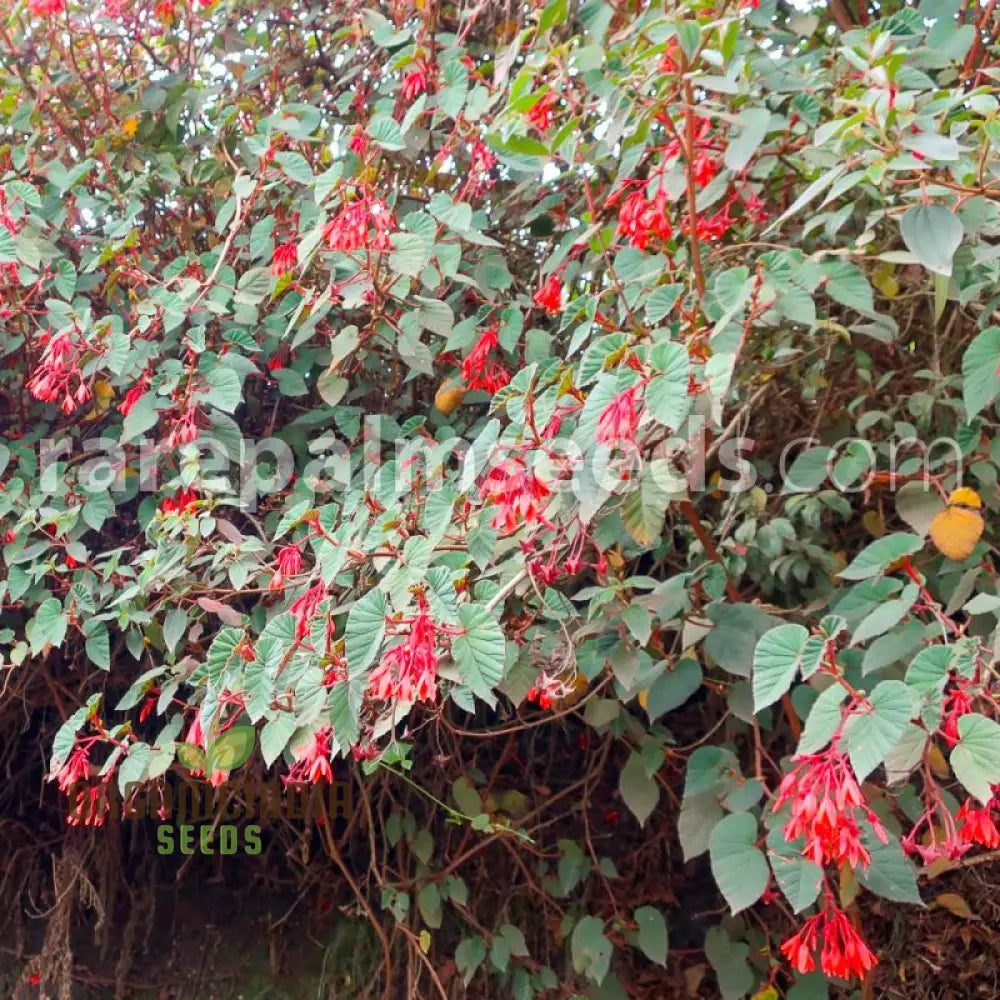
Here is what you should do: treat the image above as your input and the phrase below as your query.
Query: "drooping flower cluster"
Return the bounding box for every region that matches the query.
[402,60,434,101]
[524,526,607,585]
[780,893,877,980]
[182,712,228,787]
[596,385,641,448]
[469,140,497,193]
[27,331,91,415]
[160,487,199,515]
[480,454,553,535]
[286,726,334,785]
[271,241,298,277]
[54,745,91,794]
[269,544,303,593]
[323,194,394,253]
[616,187,672,250]
[369,598,444,704]
[462,327,510,393]
[53,743,113,826]
[956,796,1000,848]
[772,740,889,868]
[165,402,201,449]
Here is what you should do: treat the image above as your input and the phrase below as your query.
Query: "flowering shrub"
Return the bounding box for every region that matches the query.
[3,0,1000,997]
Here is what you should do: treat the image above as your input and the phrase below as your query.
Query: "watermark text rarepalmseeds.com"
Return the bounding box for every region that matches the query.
[3,420,967,511]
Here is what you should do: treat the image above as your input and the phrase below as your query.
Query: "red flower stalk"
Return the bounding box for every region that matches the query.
[596,385,641,447]
[533,274,564,315]
[781,896,877,979]
[480,454,553,535]
[689,204,733,242]
[462,327,510,393]
[772,741,889,869]
[271,241,298,277]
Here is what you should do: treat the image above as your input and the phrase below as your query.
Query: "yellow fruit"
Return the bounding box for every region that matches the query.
[872,263,899,299]
[82,378,115,421]
[433,379,466,416]
[929,488,984,562]
[862,510,886,538]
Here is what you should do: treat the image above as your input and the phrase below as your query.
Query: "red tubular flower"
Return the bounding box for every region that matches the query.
[480,455,553,535]
[596,385,641,447]
[29,0,65,12]
[533,274,564,315]
[271,241,298,277]
[462,327,510,393]
[781,896,877,980]
[289,581,327,638]
[526,93,557,131]
[957,797,1000,848]
[772,741,889,869]
[780,914,819,974]
[941,683,974,745]
[369,605,440,704]
[120,380,147,417]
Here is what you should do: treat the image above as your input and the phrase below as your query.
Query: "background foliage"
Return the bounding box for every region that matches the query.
[2,0,1000,997]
